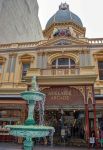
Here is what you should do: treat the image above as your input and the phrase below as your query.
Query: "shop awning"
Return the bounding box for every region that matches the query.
[95,95,103,100]
[0,94,21,99]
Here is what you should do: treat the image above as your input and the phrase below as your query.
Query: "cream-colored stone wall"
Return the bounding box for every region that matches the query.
[0,38,102,95]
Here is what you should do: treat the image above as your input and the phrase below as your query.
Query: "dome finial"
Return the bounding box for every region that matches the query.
[59,2,69,10]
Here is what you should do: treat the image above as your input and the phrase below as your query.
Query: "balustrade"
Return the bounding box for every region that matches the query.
[0,40,47,49]
[88,38,103,44]
[41,68,80,76]
[27,66,96,77]
[0,38,103,50]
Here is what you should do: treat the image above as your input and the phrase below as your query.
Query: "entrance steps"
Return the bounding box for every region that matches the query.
[69,138,87,147]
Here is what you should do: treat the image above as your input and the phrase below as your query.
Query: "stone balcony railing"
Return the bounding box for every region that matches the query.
[88,38,103,44]
[81,38,103,44]
[27,66,96,77]
[0,38,103,50]
[0,40,47,49]
[41,68,79,76]
[0,67,97,88]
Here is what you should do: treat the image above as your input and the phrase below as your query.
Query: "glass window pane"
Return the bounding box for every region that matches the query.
[98,61,103,69]
[58,58,69,65]
[98,61,103,80]
[70,59,75,65]
[99,70,103,80]
[23,64,30,71]
[52,58,75,69]
[22,63,30,79]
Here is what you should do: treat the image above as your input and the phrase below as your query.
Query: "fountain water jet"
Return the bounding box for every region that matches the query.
[5,76,55,150]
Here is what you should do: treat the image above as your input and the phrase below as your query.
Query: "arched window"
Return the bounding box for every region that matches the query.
[52,58,75,68]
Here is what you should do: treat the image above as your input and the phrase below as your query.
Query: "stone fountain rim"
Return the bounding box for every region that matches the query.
[5,125,54,131]
[21,91,45,96]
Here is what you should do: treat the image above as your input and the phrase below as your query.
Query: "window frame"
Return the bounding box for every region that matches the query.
[21,63,30,80]
[52,57,75,69]
[98,61,103,80]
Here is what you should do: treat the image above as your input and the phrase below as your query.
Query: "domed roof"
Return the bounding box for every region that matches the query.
[46,3,83,29]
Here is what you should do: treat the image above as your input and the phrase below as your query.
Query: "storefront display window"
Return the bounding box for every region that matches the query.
[0,109,21,142]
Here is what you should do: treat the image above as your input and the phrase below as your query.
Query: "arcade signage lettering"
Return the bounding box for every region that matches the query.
[46,87,72,101]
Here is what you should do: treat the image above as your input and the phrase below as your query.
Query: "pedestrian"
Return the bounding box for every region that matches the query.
[100,129,103,147]
[90,130,95,148]
[61,128,66,143]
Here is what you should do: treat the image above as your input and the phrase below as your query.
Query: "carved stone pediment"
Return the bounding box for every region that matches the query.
[37,36,88,48]
[54,39,71,45]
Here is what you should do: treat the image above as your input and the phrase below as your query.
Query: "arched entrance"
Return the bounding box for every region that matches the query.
[42,86,86,146]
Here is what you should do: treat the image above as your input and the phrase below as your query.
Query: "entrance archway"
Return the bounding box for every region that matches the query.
[42,86,86,146]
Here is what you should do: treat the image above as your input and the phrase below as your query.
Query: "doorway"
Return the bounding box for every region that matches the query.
[44,109,86,146]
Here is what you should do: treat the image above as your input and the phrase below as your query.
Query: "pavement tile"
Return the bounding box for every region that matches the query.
[0,143,102,150]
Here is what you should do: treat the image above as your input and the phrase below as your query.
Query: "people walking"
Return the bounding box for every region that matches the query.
[89,130,95,148]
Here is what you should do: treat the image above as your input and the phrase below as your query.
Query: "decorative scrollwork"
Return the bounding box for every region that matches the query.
[86,86,94,104]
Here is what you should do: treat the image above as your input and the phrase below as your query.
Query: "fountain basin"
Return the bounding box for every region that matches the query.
[5,125,54,138]
[21,91,45,102]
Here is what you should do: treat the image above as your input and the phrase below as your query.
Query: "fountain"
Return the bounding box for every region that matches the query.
[5,76,55,150]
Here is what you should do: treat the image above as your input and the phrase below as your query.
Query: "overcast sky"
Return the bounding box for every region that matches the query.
[37,0,103,38]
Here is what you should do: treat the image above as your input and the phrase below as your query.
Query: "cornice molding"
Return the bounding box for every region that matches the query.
[26,74,97,86]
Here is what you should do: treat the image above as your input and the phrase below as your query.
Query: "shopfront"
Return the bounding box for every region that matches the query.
[41,85,97,146]
[0,86,98,146]
[0,100,26,142]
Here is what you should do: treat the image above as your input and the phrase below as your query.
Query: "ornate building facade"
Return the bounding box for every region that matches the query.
[0,2,103,147]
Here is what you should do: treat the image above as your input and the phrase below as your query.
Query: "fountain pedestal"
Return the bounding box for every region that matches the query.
[24,137,33,150]
[25,100,36,125]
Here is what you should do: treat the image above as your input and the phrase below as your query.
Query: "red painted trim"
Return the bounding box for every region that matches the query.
[92,85,98,148]
[85,104,90,146]
[93,104,99,148]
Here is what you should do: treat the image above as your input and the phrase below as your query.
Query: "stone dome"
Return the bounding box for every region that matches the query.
[45,3,83,29]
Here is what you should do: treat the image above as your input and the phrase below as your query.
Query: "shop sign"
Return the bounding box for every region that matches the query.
[46,87,72,101]
[43,87,84,105]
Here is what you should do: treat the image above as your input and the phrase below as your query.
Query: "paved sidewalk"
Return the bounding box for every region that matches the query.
[0,143,102,150]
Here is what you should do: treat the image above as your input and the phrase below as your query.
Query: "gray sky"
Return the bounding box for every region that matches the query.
[38,0,103,38]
